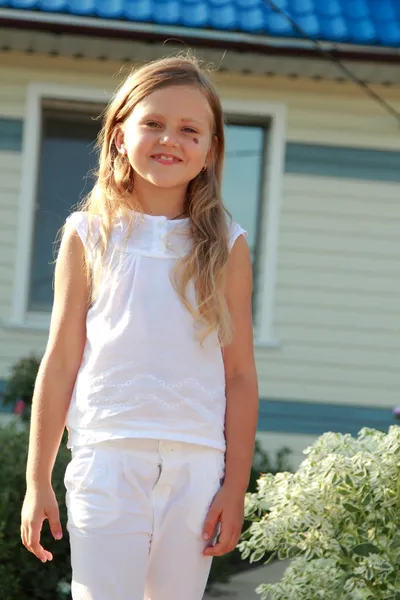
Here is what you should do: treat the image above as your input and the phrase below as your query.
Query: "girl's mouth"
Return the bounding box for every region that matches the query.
[151,154,182,165]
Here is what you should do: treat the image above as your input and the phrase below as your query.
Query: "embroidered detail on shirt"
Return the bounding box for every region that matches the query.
[75,374,226,412]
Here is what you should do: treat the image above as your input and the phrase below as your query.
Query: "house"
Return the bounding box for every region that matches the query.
[1,1,399,467]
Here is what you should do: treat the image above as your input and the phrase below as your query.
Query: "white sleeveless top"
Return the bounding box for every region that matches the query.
[65,211,247,451]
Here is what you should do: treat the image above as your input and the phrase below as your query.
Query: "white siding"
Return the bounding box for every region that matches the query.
[0,51,400,414]
[257,175,400,409]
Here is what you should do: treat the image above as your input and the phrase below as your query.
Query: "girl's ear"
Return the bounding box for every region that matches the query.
[114,127,125,154]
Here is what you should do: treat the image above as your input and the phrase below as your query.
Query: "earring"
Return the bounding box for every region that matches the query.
[201,164,207,172]
[120,145,126,155]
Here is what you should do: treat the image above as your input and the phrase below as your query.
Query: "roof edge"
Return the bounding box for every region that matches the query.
[1,7,400,63]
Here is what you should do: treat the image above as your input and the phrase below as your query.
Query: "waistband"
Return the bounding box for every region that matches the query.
[71,437,224,458]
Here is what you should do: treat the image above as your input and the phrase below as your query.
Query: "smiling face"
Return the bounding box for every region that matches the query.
[118,85,214,194]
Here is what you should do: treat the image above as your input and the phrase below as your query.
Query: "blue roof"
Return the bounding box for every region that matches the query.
[2,0,400,47]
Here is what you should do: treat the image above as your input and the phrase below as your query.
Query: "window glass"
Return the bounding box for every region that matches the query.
[223,124,265,261]
[28,109,99,311]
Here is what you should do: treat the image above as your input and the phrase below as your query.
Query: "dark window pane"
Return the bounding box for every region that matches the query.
[28,109,100,311]
[223,124,265,261]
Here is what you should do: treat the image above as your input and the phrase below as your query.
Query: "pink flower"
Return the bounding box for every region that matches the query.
[14,399,26,415]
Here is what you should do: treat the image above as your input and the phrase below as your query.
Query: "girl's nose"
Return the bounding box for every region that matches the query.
[160,134,179,147]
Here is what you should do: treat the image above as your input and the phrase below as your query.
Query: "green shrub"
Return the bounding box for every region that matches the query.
[239,426,400,600]
[2,355,41,420]
[0,424,71,600]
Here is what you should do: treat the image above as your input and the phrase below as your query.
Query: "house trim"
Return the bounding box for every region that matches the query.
[258,399,396,436]
[0,118,23,152]
[285,143,400,182]
[9,83,286,347]
[10,83,42,329]
[3,26,400,85]
[1,7,400,59]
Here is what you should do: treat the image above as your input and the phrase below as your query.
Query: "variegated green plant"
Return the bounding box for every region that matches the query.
[238,426,400,600]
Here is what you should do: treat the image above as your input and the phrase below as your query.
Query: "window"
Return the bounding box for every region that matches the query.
[29,103,101,311]
[223,124,266,264]
[28,104,267,313]
[13,84,286,345]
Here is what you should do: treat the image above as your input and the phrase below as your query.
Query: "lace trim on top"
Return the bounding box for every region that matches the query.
[74,373,226,412]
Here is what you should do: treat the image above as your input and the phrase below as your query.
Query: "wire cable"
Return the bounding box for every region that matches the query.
[264,0,400,125]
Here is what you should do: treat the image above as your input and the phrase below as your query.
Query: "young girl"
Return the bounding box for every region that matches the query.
[21,55,259,600]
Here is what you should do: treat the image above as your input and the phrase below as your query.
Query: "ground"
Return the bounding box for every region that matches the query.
[204,560,290,599]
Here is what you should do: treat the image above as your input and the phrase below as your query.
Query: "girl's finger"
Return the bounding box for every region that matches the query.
[202,507,221,542]
[29,541,51,562]
[203,526,232,556]
[21,526,27,549]
[203,540,227,557]
[46,505,63,541]
[22,526,32,553]
[27,525,49,562]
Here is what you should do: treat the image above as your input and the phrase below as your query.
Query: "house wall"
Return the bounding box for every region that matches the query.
[0,51,399,451]
[266,174,400,408]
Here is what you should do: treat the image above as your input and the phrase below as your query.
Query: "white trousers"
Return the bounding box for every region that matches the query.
[64,438,225,600]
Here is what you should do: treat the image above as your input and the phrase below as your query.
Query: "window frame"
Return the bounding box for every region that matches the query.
[10,82,286,347]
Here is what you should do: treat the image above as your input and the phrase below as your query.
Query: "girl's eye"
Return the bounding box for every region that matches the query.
[145,121,161,128]
[183,127,197,134]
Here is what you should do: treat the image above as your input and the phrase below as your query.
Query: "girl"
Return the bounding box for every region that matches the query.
[21,55,259,600]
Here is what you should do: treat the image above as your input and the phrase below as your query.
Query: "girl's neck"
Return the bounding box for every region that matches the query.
[131,179,188,220]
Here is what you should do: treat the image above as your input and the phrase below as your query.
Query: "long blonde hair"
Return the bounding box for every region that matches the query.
[78,54,232,345]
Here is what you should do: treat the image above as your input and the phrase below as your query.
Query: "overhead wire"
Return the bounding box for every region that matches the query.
[263,0,400,126]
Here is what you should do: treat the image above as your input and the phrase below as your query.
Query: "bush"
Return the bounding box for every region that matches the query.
[0,424,72,600]
[239,426,400,600]
[2,355,41,420]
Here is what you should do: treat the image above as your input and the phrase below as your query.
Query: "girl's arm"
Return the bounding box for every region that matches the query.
[21,221,89,562]
[222,234,259,493]
[203,234,258,556]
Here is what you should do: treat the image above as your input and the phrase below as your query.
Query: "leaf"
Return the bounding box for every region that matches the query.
[362,493,372,506]
[287,545,302,559]
[337,486,352,496]
[250,549,265,563]
[390,534,400,551]
[336,573,356,593]
[352,543,380,557]
[343,503,360,513]
[345,474,353,486]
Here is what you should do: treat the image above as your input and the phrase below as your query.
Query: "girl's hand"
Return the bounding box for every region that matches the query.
[202,484,245,557]
[21,485,63,562]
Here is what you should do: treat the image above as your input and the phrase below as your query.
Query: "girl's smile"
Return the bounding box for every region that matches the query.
[151,153,183,165]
